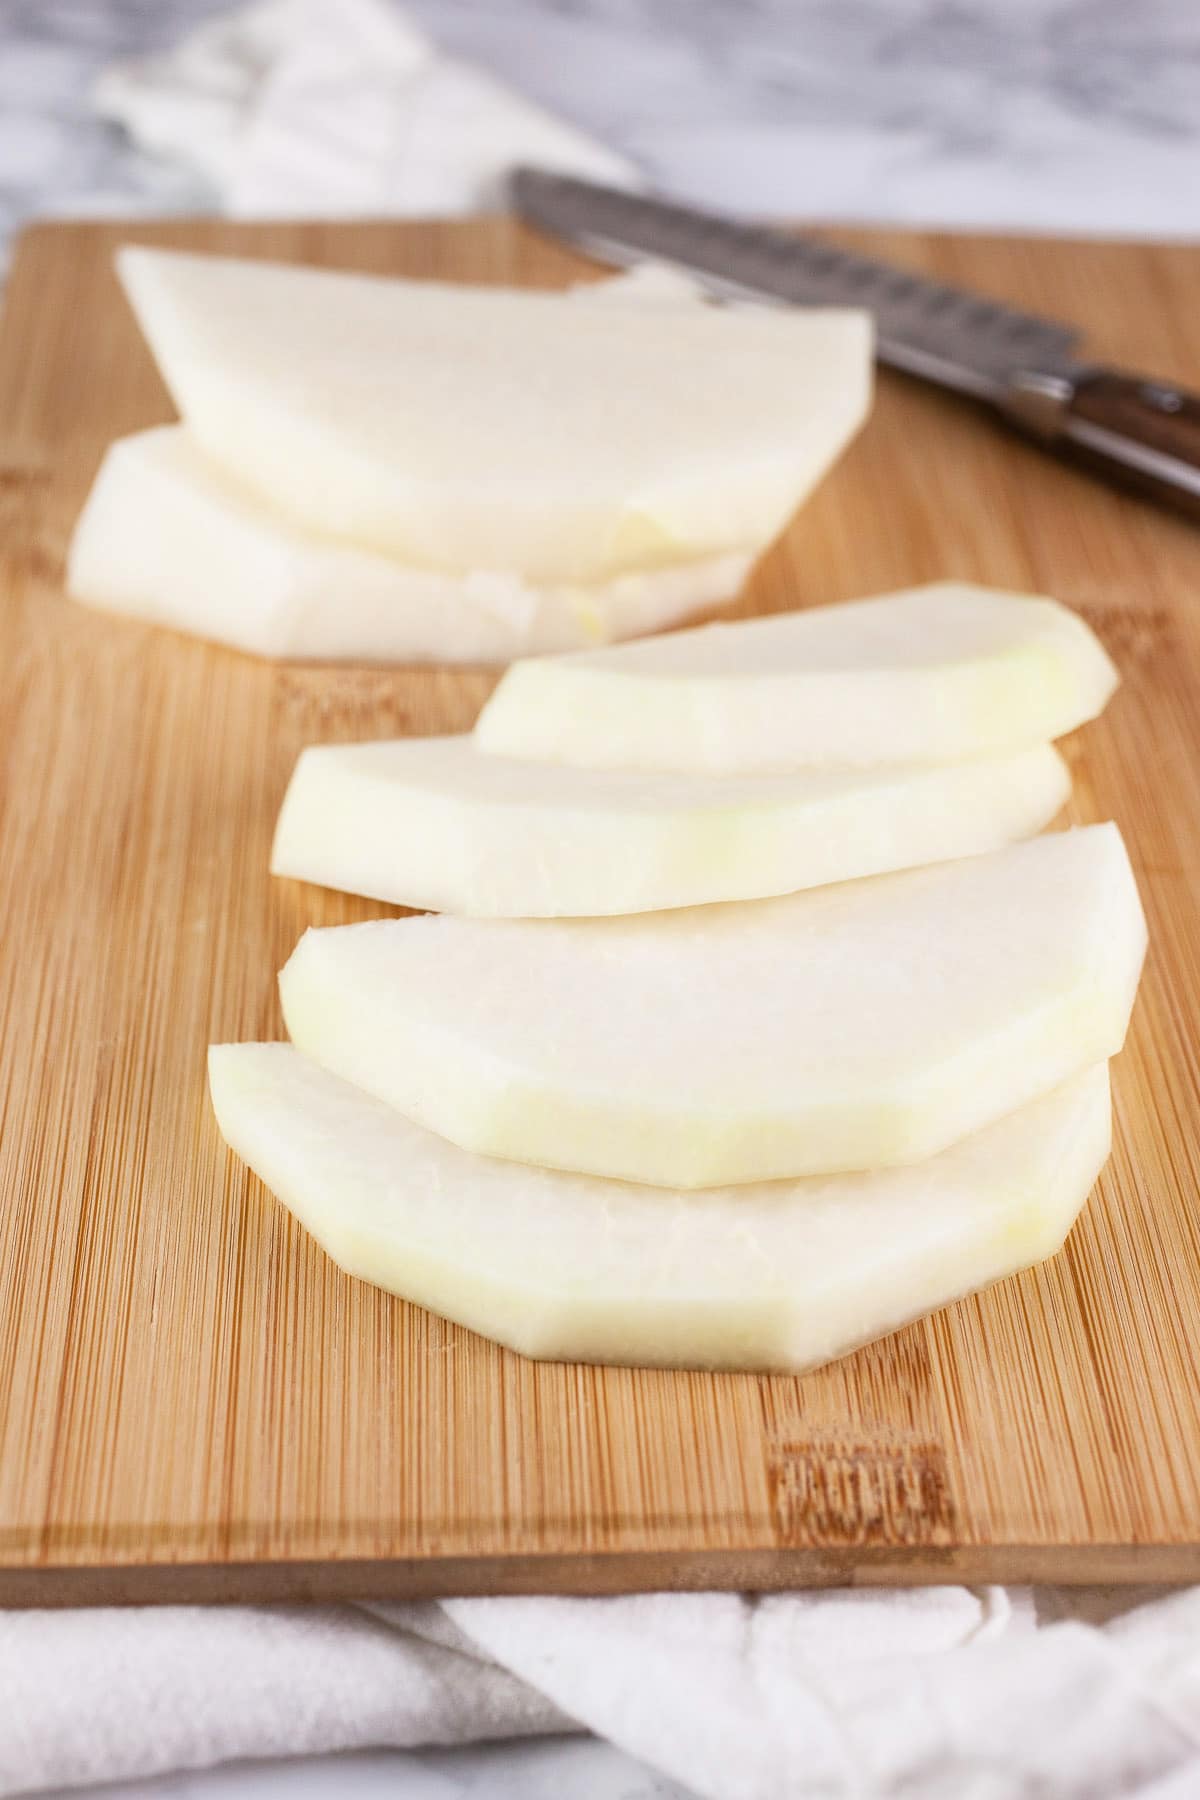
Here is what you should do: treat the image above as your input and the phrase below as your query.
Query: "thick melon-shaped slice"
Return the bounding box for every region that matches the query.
[279,824,1145,1188]
[209,1044,1111,1372]
[67,428,750,663]
[475,582,1120,771]
[116,247,872,581]
[271,733,1069,916]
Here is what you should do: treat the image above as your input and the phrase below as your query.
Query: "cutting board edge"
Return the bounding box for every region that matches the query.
[3,1541,1199,1607]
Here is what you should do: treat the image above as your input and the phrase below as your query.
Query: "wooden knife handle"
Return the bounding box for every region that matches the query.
[1057,370,1200,517]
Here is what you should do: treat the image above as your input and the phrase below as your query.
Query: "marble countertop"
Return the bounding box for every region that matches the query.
[3,0,1200,280]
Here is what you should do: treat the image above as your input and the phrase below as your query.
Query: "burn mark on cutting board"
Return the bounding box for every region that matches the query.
[760,1325,957,1550]
[766,1427,955,1548]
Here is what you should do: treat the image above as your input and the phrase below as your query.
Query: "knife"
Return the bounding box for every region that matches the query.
[511,166,1200,520]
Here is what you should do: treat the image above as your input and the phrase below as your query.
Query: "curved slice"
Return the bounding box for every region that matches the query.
[67,428,750,663]
[209,1044,1111,1373]
[278,825,1145,1188]
[116,247,872,582]
[474,583,1119,771]
[270,734,1069,917]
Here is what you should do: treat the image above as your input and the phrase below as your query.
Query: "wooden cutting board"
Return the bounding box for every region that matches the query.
[2,216,1199,1605]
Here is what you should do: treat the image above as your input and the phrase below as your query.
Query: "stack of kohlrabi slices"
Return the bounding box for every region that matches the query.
[66,250,872,661]
[211,581,1145,1373]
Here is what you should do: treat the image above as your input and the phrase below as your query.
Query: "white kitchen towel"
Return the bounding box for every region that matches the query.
[4,1585,1200,1797]
[94,0,637,218]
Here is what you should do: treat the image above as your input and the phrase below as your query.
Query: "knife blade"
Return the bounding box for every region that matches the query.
[511,166,1200,518]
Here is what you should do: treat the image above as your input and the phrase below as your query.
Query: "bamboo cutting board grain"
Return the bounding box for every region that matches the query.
[1,217,1199,1604]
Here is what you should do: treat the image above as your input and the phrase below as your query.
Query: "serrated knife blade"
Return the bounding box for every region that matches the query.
[511,166,1200,517]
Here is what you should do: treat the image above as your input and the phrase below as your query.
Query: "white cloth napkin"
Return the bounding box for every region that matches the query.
[4,1586,1200,1796]
[94,0,637,218]
[32,7,1195,1797]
